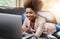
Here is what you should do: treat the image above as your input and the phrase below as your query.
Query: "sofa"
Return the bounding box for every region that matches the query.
[0,6,57,23]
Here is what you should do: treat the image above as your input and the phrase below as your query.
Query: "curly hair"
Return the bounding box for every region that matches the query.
[24,0,43,12]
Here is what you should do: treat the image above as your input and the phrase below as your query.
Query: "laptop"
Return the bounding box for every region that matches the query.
[0,13,22,39]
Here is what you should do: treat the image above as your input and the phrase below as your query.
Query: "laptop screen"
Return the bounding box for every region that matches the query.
[0,13,22,39]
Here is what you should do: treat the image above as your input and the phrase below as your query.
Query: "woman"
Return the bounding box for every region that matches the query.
[22,0,56,38]
[22,0,46,38]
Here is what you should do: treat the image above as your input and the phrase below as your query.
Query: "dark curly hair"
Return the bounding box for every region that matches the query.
[24,0,43,13]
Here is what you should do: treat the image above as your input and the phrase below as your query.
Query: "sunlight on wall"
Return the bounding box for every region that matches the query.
[42,0,60,23]
[20,0,24,7]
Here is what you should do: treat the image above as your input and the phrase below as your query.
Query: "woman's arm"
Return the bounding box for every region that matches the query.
[22,18,30,33]
[34,17,46,37]
[22,18,27,32]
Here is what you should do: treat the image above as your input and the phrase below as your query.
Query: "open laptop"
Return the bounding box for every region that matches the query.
[0,13,22,39]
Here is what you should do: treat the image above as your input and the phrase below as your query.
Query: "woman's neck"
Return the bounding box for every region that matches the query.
[30,17,36,23]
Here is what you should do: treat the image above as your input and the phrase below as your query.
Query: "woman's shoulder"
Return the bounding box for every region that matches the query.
[37,16,46,22]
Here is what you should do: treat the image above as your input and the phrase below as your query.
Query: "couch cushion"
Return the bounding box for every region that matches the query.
[38,11,57,23]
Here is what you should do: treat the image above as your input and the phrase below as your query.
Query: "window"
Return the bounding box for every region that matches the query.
[0,0,16,7]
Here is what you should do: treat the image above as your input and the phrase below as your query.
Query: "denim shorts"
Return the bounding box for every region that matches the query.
[56,23,60,31]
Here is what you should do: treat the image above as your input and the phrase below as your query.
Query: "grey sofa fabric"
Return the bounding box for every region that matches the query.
[0,6,25,15]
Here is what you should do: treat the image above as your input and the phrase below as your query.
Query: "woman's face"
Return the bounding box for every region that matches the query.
[26,8,36,21]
